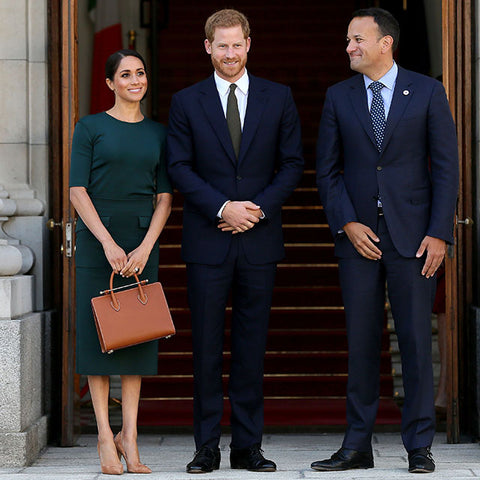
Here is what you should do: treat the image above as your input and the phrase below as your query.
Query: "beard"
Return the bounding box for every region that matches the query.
[211,54,247,81]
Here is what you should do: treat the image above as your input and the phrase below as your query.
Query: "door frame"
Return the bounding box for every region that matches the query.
[48,0,79,446]
[442,0,474,443]
[49,0,473,442]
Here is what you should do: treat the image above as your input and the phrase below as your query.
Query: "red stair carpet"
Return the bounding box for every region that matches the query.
[137,0,401,428]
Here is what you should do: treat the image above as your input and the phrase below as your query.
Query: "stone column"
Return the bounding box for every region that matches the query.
[0,0,50,465]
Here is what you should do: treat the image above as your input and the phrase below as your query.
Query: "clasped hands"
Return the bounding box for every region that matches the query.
[343,221,445,278]
[217,200,262,234]
[102,240,149,277]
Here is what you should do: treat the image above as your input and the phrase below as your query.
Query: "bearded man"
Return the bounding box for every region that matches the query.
[167,8,303,474]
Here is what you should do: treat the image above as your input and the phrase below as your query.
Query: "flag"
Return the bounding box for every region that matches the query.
[89,0,123,113]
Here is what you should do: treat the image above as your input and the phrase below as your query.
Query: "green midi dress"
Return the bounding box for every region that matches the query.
[70,112,172,375]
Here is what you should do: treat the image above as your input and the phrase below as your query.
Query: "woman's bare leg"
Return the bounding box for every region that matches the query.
[88,375,123,474]
[115,375,151,473]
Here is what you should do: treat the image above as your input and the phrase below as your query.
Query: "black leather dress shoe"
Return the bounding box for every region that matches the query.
[186,445,220,474]
[230,445,277,472]
[311,447,374,471]
[408,447,435,473]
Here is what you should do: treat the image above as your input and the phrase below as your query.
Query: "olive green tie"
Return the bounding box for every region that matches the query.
[226,84,241,158]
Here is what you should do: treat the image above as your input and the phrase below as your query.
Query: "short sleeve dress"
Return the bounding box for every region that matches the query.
[70,112,172,375]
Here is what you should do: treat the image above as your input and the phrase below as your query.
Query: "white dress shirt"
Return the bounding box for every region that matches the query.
[363,61,398,118]
[214,69,249,129]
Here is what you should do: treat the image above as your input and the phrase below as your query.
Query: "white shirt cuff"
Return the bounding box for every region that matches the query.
[217,200,231,218]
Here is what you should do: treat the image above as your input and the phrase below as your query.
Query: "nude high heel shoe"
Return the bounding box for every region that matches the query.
[114,431,152,474]
[97,440,124,475]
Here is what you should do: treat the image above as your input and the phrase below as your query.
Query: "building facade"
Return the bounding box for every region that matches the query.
[0,0,478,467]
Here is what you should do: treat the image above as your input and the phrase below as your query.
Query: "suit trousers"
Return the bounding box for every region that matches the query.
[186,235,277,450]
[339,216,436,453]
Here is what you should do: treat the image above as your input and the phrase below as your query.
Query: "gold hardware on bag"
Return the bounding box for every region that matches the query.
[91,271,175,353]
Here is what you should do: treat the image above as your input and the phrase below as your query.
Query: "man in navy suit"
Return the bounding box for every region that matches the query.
[313,8,458,474]
[167,8,303,474]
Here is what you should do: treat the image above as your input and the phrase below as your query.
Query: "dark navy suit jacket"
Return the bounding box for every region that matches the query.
[316,67,459,258]
[167,74,304,265]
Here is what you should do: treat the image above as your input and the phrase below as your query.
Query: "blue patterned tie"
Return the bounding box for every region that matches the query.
[369,81,386,152]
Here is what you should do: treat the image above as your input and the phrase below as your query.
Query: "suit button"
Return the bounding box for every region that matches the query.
[376,166,382,171]
[236,175,243,180]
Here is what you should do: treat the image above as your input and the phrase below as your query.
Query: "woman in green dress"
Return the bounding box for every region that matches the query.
[70,49,172,475]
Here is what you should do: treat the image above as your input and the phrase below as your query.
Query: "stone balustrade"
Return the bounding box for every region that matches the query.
[0,184,43,276]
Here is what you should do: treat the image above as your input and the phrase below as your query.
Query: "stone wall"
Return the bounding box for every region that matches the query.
[0,0,50,467]
[0,277,48,466]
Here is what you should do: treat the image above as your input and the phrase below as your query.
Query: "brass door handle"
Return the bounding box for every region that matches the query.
[47,218,62,230]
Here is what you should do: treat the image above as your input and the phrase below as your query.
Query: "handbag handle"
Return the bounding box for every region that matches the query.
[105,271,148,311]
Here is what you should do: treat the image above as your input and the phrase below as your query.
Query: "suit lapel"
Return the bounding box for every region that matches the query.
[348,75,377,149]
[199,76,237,164]
[239,75,267,164]
[381,67,413,153]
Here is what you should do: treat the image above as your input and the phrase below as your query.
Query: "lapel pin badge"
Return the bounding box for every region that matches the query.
[403,90,410,96]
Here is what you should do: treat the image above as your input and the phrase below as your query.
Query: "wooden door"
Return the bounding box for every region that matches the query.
[442,0,474,443]
[48,0,79,446]
[47,0,473,441]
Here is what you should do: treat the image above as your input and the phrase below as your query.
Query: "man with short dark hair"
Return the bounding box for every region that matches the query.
[167,8,304,474]
[312,8,458,474]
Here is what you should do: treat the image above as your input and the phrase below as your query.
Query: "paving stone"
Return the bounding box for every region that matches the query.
[2,433,478,479]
